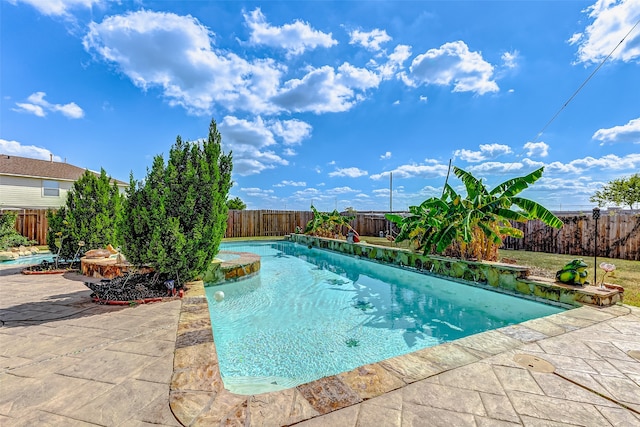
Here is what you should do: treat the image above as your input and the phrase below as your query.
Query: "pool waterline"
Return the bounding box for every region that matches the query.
[0,253,54,266]
[206,241,564,395]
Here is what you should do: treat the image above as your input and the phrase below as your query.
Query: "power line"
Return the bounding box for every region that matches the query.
[530,18,640,144]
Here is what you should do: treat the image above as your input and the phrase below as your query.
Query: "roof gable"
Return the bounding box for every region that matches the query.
[0,154,127,185]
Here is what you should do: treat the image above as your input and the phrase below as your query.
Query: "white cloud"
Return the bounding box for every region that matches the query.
[13,102,45,117]
[84,10,284,115]
[454,143,512,162]
[531,176,600,194]
[404,41,499,95]
[291,187,324,202]
[393,100,400,105]
[522,158,546,169]
[540,153,640,175]
[466,162,524,174]
[270,119,312,145]
[7,0,102,17]
[523,141,549,157]
[282,148,297,156]
[329,167,368,178]
[240,187,275,197]
[271,63,381,114]
[271,66,356,113]
[370,159,448,180]
[218,115,288,176]
[83,10,383,116]
[592,117,640,144]
[330,186,358,194]
[274,180,306,187]
[0,139,62,161]
[244,8,337,56]
[568,153,640,171]
[349,28,391,51]
[374,44,412,79]
[501,50,519,69]
[12,92,84,118]
[380,151,392,160]
[337,62,382,91]
[570,0,640,64]
[419,95,428,103]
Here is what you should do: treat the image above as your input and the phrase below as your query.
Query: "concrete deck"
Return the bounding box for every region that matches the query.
[1,265,639,426]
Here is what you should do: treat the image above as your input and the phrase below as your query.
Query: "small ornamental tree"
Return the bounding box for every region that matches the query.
[226,196,246,210]
[47,169,124,259]
[590,173,640,210]
[121,118,233,283]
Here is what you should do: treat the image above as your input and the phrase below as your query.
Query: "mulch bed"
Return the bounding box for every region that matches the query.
[21,261,79,275]
[84,272,184,304]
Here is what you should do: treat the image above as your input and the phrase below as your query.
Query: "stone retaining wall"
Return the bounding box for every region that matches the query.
[202,251,261,285]
[288,234,622,307]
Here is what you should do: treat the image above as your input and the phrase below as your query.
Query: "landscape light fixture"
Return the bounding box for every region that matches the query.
[592,207,600,285]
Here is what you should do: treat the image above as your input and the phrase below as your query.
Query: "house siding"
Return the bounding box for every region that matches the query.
[0,175,73,209]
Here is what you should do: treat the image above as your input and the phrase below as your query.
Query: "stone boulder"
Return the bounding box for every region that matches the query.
[0,251,19,261]
[84,248,112,259]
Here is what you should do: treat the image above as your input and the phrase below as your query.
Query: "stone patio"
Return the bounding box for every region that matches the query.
[1,263,639,426]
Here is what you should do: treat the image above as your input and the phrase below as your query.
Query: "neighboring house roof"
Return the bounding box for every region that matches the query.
[0,154,127,186]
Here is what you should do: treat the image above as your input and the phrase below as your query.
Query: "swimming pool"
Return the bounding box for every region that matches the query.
[0,253,55,265]
[206,241,564,395]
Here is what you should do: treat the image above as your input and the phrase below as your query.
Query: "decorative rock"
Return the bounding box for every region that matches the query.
[84,248,112,259]
[0,251,19,261]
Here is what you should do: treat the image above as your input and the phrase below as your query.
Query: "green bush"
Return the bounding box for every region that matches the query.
[47,169,124,259]
[121,118,232,283]
[0,211,32,250]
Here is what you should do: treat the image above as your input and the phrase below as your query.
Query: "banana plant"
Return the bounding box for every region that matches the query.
[304,205,355,238]
[387,166,563,261]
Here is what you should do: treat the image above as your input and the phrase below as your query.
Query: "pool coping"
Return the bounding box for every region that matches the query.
[169,280,631,426]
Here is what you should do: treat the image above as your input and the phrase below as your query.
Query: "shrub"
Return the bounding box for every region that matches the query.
[121,118,232,283]
[47,169,124,259]
[0,211,32,250]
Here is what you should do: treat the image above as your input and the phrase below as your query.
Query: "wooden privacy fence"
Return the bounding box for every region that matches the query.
[1,209,49,246]
[502,211,640,261]
[225,210,315,238]
[6,209,640,260]
[225,210,394,238]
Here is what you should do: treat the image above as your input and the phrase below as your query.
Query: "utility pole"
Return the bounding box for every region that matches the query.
[389,172,393,213]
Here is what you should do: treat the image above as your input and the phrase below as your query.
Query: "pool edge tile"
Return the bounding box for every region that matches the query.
[171,278,632,427]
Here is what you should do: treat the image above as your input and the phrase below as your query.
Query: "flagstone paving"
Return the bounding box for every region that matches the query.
[1,264,639,426]
[0,267,182,426]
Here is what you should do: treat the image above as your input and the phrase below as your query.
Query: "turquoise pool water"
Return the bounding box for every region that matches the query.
[0,253,55,265]
[206,241,564,394]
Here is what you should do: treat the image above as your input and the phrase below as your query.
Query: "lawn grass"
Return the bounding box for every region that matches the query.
[222,235,639,307]
[497,249,639,307]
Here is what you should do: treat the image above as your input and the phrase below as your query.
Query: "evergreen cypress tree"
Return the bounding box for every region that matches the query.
[48,169,123,259]
[122,118,232,283]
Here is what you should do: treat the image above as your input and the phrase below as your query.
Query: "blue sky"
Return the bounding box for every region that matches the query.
[1,0,639,212]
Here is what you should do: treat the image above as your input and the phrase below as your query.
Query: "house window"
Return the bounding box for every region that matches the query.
[43,180,59,197]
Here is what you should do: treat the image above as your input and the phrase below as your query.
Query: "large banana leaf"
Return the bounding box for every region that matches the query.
[511,197,563,228]
[490,167,544,197]
[454,167,489,197]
